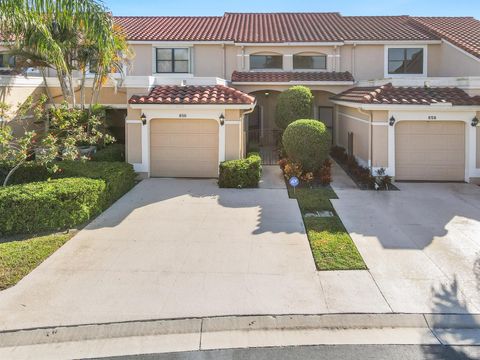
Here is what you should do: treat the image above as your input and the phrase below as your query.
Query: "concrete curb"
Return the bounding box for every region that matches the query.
[1,313,480,348]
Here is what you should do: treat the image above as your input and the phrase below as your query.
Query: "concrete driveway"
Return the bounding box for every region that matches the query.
[333,182,480,314]
[0,177,329,330]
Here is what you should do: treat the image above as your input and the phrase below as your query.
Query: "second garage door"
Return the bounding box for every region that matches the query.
[395,121,465,181]
[150,119,219,178]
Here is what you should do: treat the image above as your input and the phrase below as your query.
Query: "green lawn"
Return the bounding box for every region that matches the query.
[0,232,74,290]
[289,187,367,271]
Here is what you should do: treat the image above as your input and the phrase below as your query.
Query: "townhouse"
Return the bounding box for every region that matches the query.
[1,13,480,181]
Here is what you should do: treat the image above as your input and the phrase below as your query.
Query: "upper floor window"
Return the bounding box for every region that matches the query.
[155,48,189,73]
[0,53,15,69]
[387,47,424,75]
[293,54,327,70]
[250,55,283,70]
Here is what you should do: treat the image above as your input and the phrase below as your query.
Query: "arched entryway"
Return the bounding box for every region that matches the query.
[247,90,281,164]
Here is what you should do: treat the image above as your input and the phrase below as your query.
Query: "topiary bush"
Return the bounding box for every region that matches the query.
[0,178,106,235]
[218,152,262,188]
[91,144,125,162]
[275,86,314,130]
[282,119,332,172]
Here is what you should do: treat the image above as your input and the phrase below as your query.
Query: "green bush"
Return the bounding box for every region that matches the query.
[275,86,314,130]
[0,161,136,235]
[55,161,136,207]
[0,161,52,186]
[91,144,125,162]
[0,178,105,235]
[282,119,332,172]
[218,153,262,188]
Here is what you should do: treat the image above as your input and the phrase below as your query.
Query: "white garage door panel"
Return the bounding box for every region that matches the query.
[150,119,219,178]
[396,121,465,181]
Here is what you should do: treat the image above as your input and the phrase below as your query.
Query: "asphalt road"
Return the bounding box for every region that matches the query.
[96,345,479,360]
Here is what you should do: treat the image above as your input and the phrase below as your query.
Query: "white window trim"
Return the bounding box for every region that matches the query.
[384,45,428,78]
[152,46,193,75]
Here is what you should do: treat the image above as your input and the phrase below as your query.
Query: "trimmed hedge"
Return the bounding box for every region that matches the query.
[0,178,105,235]
[0,162,51,186]
[91,144,125,162]
[55,161,136,207]
[218,153,261,188]
[282,119,332,172]
[0,161,136,235]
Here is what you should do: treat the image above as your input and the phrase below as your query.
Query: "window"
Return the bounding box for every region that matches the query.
[155,48,189,73]
[293,55,327,70]
[0,53,15,68]
[387,48,424,75]
[250,55,283,70]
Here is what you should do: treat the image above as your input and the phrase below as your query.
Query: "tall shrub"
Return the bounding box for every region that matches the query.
[275,86,314,130]
[282,119,331,172]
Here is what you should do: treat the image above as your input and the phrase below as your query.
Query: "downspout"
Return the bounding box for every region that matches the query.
[242,102,257,157]
[222,43,226,79]
[352,43,356,78]
[358,107,373,174]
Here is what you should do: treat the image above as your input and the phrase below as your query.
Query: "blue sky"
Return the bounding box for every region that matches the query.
[104,0,480,18]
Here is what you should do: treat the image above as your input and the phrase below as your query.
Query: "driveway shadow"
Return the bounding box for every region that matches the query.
[334,182,480,251]
[85,178,304,235]
[422,255,480,359]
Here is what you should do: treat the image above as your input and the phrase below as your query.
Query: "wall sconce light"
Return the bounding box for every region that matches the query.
[472,117,479,127]
[140,113,147,125]
[219,113,225,126]
[389,116,396,126]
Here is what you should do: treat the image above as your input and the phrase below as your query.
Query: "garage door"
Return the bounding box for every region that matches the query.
[395,121,465,181]
[150,119,219,178]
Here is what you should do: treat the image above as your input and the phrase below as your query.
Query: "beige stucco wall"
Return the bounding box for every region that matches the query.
[434,42,480,77]
[225,123,241,160]
[126,123,142,163]
[129,44,153,76]
[336,105,369,164]
[477,113,480,168]
[194,45,225,77]
[351,45,385,81]
[0,85,45,135]
[50,86,127,105]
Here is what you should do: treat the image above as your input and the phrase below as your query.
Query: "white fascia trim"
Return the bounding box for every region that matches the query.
[442,40,480,63]
[129,104,255,110]
[128,40,234,45]
[344,40,441,45]
[331,100,480,112]
[232,81,354,86]
[338,111,388,126]
[0,76,44,87]
[235,42,344,47]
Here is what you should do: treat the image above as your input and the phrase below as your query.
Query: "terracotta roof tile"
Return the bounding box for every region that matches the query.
[231,71,354,83]
[113,16,226,41]
[113,13,442,43]
[410,17,480,59]
[128,85,255,105]
[332,83,480,106]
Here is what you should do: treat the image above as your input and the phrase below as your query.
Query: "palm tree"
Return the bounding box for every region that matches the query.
[0,0,132,109]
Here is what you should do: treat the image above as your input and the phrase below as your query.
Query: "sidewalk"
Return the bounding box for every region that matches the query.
[1,314,480,359]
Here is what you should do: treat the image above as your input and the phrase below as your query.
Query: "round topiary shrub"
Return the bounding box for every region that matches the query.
[282,119,332,172]
[274,86,313,129]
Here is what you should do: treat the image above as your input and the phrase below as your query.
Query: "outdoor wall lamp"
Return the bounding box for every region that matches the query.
[389,116,396,126]
[219,113,225,126]
[472,117,479,127]
[140,113,147,125]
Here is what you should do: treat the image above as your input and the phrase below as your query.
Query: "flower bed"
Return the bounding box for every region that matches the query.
[330,146,398,190]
